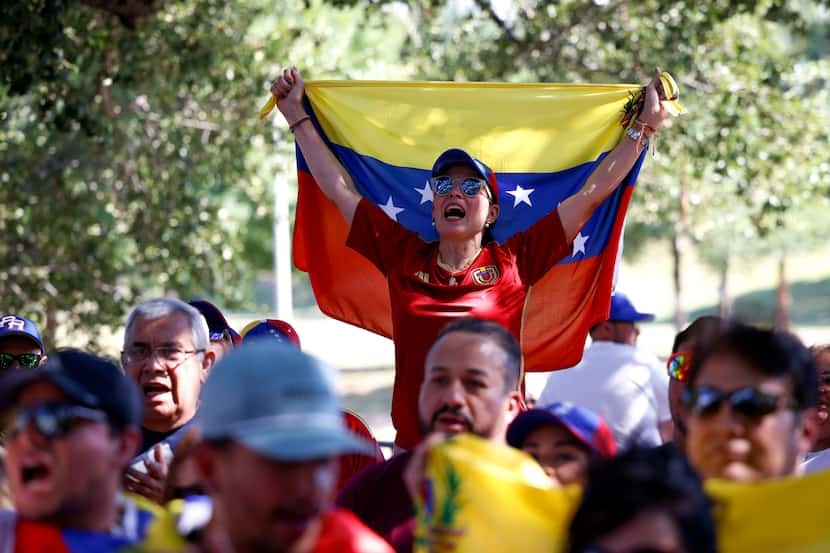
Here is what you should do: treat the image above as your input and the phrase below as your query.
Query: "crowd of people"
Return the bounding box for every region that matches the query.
[0,293,826,551]
[0,68,827,552]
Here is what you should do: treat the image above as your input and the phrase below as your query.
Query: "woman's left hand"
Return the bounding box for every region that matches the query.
[640,68,670,129]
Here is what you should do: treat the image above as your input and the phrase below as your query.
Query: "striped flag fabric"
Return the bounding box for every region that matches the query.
[292,80,646,372]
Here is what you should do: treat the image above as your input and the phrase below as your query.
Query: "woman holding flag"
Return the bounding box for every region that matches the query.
[270,68,676,449]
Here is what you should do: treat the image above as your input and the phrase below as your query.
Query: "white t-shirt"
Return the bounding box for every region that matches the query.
[537,341,664,449]
[803,449,830,474]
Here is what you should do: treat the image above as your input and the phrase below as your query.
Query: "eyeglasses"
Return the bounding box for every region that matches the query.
[0,352,42,371]
[121,346,204,367]
[5,402,109,440]
[666,351,691,382]
[429,176,491,199]
[681,385,800,420]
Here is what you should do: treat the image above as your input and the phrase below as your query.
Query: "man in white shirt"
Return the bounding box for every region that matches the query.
[538,292,668,449]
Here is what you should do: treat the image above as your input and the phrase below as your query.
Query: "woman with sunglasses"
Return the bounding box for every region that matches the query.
[683,321,819,482]
[271,68,670,449]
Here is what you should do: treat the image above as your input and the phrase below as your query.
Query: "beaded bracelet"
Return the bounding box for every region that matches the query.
[288,115,311,133]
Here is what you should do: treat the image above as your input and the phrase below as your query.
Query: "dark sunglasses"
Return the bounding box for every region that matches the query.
[6,402,109,440]
[429,176,491,199]
[681,385,800,420]
[0,352,42,371]
[666,351,691,382]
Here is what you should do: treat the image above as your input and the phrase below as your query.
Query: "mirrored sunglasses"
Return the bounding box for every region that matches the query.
[6,402,109,440]
[429,176,490,199]
[681,385,800,420]
[666,351,691,382]
[0,352,42,371]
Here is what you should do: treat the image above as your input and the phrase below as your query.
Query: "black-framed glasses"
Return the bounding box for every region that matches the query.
[682,385,800,420]
[0,352,42,371]
[121,346,204,367]
[429,176,491,199]
[5,402,109,440]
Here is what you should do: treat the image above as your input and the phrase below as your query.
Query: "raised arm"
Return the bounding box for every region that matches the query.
[558,69,670,243]
[272,67,361,227]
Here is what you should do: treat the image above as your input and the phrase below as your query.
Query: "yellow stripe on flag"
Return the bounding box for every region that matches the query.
[304,81,639,173]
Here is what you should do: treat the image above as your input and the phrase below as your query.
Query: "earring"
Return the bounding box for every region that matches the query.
[431,219,436,227]
[485,222,490,228]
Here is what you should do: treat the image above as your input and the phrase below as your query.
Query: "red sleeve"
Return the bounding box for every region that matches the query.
[504,206,570,285]
[313,509,394,553]
[346,199,422,276]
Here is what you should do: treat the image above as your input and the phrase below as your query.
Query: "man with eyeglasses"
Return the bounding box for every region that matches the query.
[683,322,819,482]
[0,349,156,550]
[0,314,47,372]
[121,298,215,503]
[537,292,668,449]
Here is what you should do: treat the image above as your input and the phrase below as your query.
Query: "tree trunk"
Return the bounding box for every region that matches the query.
[671,234,685,331]
[718,256,732,319]
[774,254,791,331]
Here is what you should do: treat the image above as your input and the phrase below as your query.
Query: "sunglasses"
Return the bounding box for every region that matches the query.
[681,385,800,420]
[429,176,491,199]
[6,402,109,440]
[666,351,691,382]
[0,352,42,371]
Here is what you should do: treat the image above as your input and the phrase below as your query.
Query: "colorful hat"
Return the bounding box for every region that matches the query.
[241,319,301,350]
[506,401,616,458]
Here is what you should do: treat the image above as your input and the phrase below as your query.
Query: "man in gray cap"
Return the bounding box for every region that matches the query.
[538,292,668,448]
[190,341,392,553]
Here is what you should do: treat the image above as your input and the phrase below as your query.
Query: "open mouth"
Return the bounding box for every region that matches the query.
[21,463,50,485]
[143,382,170,398]
[444,205,466,221]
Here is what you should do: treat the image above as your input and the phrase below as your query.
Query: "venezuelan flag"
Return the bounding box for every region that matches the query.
[292,81,646,371]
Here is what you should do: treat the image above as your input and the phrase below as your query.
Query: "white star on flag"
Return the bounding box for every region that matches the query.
[380,196,405,221]
[414,180,434,204]
[572,232,589,257]
[506,184,535,207]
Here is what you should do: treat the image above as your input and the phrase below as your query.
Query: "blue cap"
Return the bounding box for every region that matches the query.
[431,148,499,203]
[507,401,616,458]
[609,293,655,323]
[198,342,374,461]
[0,314,45,353]
[0,349,143,429]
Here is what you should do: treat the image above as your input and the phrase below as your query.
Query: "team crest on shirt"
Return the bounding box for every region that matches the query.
[471,265,499,285]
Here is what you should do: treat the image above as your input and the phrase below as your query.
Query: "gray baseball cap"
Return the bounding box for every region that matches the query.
[198,341,374,461]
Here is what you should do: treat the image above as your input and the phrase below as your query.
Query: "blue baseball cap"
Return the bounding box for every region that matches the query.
[188,300,241,344]
[0,314,45,353]
[431,148,499,203]
[198,342,374,461]
[609,292,655,323]
[507,401,616,459]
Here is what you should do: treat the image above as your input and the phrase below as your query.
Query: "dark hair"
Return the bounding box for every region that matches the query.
[687,321,819,409]
[568,444,716,553]
[671,315,723,354]
[434,317,521,392]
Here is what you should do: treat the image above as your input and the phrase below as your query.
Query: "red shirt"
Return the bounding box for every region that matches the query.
[347,199,569,448]
[313,508,394,553]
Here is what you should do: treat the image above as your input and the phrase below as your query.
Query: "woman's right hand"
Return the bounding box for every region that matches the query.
[271,67,306,121]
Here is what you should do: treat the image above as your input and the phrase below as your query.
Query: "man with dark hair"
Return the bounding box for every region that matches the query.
[0,349,155,549]
[336,317,523,552]
[567,444,716,553]
[684,322,819,481]
[538,292,667,448]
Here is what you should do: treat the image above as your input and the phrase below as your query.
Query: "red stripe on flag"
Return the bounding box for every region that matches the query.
[292,169,393,339]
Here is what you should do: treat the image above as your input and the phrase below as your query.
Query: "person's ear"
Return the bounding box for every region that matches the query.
[504,390,524,426]
[487,203,500,225]
[200,349,216,382]
[797,407,821,457]
[115,426,142,467]
[38,354,48,367]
